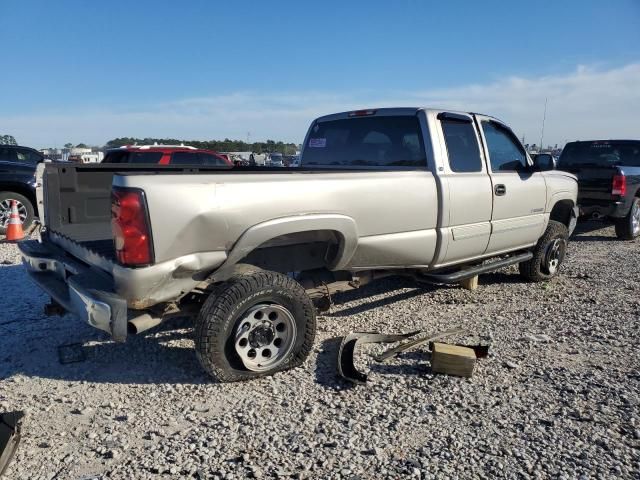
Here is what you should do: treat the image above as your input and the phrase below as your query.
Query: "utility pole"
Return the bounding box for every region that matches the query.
[539,97,547,152]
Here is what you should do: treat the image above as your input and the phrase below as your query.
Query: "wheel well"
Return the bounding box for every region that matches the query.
[237,230,342,274]
[0,185,38,215]
[549,200,574,228]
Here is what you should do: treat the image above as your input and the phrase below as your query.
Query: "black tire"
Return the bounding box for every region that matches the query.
[194,270,316,382]
[519,220,569,282]
[614,198,640,240]
[0,191,35,235]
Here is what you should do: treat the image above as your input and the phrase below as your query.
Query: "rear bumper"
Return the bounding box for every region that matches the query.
[18,240,128,342]
[578,200,628,219]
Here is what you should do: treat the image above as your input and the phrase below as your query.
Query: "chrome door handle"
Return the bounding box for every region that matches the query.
[494,184,506,196]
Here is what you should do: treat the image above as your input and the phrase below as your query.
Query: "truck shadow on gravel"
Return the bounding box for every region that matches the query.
[0,309,212,385]
[570,221,619,242]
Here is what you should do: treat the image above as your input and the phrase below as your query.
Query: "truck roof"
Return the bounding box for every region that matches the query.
[313,107,504,124]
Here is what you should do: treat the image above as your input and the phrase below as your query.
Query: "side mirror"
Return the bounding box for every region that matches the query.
[533,153,555,171]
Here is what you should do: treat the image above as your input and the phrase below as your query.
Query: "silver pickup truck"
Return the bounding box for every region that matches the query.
[19,108,578,382]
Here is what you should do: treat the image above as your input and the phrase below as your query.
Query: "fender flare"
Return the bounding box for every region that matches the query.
[211,214,358,281]
[547,191,578,235]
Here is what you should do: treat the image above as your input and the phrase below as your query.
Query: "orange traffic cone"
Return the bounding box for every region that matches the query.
[5,200,25,242]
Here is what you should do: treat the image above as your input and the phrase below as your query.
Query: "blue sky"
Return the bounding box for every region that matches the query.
[1,0,639,147]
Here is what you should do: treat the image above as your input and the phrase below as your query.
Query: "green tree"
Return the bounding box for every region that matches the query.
[0,134,17,145]
[64,143,73,148]
[76,143,88,148]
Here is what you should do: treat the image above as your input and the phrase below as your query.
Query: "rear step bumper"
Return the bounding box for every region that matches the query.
[418,251,534,284]
[18,240,128,342]
[578,200,627,219]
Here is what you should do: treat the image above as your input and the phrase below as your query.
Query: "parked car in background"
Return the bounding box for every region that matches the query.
[267,152,284,167]
[102,145,232,166]
[557,140,640,239]
[0,145,44,234]
[288,155,301,167]
[20,107,578,383]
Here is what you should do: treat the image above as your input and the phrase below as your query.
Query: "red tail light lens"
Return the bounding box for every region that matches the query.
[612,174,627,196]
[111,188,153,266]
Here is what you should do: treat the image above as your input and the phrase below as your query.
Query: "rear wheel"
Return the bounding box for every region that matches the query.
[0,192,35,235]
[519,220,569,282]
[614,198,640,240]
[194,270,316,382]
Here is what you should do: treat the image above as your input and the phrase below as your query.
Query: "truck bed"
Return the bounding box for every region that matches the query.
[41,163,237,267]
[40,163,384,268]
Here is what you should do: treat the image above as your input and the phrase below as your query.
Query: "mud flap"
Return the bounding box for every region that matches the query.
[0,411,24,477]
[337,331,420,384]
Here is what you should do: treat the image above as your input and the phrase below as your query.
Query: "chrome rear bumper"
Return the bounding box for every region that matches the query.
[18,240,128,342]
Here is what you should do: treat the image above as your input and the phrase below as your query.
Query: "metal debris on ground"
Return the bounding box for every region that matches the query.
[337,327,466,384]
[337,331,420,384]
[337,327,494,384]
[0,411,24,477]
[57,343,87,364]
[373,327,467,362]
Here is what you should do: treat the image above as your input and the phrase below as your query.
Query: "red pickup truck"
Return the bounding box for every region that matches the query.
[102,145,232,166]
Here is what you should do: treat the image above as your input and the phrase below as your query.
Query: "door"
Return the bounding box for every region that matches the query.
[478,118,547,254]
[437,112,493,264]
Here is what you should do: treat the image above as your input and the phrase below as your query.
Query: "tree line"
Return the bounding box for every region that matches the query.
[104,137,299,155]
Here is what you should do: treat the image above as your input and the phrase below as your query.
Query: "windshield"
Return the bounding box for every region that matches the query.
[302,115,426,168]
[558,141,640,168]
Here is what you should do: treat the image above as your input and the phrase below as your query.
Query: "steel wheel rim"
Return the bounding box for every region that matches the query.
[234,303,297,372]
[0,199,27,228]
[631,202,640,235]
[544,238,565,275]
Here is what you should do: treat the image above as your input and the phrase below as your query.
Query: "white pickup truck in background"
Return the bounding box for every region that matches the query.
[19,107,578,382]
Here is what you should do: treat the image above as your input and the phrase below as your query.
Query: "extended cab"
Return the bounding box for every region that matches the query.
[19,108,578,382]
[557,140,640,239]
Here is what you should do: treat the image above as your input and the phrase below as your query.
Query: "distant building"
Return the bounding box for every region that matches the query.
[40,147,104,163]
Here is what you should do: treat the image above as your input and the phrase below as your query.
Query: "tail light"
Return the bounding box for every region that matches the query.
[111,187,154,266]
[612,173,627,196]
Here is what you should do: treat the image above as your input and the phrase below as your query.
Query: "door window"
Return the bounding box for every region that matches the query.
[482,121,527,172]
[441,119,482,172]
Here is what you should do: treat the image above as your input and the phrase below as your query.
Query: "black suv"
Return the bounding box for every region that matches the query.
[0,145,44,234]
[557,140,640,239]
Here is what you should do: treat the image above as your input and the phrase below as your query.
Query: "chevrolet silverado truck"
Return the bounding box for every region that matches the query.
[557,140,640,239]
[19,108,578,382]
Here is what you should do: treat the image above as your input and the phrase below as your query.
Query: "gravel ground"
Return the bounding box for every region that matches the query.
[1,222,639,479]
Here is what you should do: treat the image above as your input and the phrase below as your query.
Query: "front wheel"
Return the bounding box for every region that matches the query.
[614,198,640,240]
[519,220,569,282]
[194,270,316,382]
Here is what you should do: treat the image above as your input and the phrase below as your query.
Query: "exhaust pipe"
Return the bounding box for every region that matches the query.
[127,313,162,335]
[591,212,602,220]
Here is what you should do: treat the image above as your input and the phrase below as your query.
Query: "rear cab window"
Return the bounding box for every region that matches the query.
[558,141,640,168]
[302,115,427,168]
[439,115,482,173]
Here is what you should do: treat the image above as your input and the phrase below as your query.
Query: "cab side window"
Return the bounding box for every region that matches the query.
[482,121,527,172]
[441,119,482,172]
